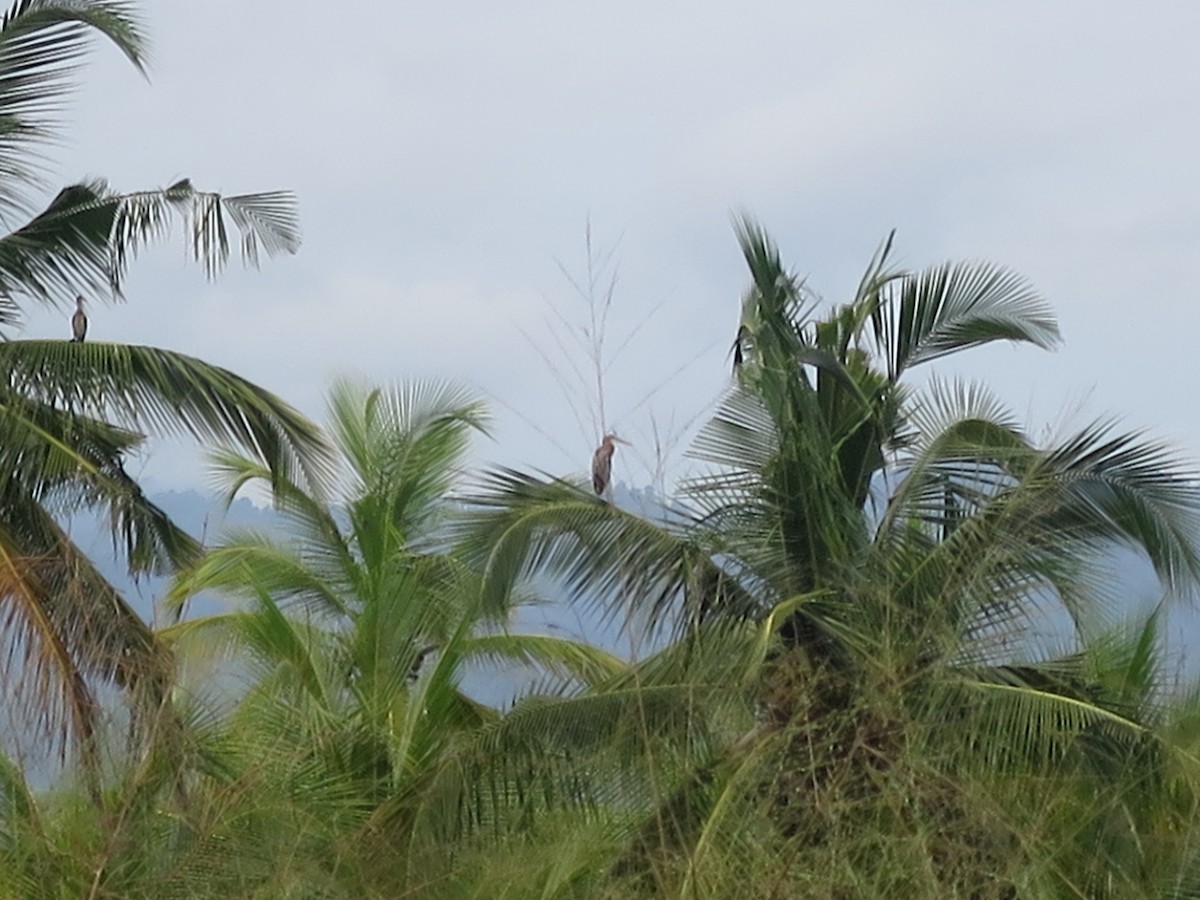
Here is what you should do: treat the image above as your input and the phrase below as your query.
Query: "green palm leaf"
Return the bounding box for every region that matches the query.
[0,339,334,495]
[0,180,302,309]
[0,487,170,783]
[109,180,302,284]
[459,468,759,634]
[1030,421,1200,593]
[164,535,348,620]
[0,180,114,306]
[0,0,144,218]
[871,259,1061,379]
[461,632,626,688]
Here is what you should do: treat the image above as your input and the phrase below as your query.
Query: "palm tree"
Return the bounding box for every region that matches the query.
[0,1,302,307]
[456,221,1200,896]
[158,381,623,896]
[0,0,330,791]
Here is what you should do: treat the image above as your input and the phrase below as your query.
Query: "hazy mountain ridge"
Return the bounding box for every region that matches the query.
[63,490,280,624]
[66,485,1177,666]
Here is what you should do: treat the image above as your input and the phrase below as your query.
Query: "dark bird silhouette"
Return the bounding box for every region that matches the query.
[731,324,748,372]
[591,433,628,497]
[70,295,87,342]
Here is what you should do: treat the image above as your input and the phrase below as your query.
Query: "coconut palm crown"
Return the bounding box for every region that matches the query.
[454,220,1200,895]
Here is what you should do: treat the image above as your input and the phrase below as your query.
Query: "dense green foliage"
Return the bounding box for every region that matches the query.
[6,225,1200,898]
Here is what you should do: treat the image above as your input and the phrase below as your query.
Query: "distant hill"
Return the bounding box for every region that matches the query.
[62,489,280,624]
[53,482,1196,682]
[4,482,1194,786]
[52,485,657,710]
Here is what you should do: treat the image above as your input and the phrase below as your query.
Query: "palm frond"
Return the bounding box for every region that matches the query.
[0,488,172,783]
[731,216,815,378]
[687,385,778,474]
[871,260,1060,379]
[1031,421,1200,594]
[879,383,1031,544]
[483,682,723,759]
[0,339,334,495]
[0,389,202,576]
[206,447,356,594]
[458,468,759,636]
[943,669,1153,772]
[100,459,202,573]
[0,180,115,303]
[0,0,145,218]
[329,378,488,489]
[461,632,627,688]
[679,727,784,898]
[165,534,348,620]
[234,587,334,707]
[901,378,1025,458]
[110,181,301,283]
[0,533,99,769]
[0,181,300,308]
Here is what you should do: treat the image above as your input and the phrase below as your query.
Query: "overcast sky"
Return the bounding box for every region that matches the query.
[20,2,1200,493]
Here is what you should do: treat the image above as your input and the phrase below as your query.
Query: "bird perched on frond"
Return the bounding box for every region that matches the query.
[731,324,748,372]
[70,295,87,342]
[591,433,629,498]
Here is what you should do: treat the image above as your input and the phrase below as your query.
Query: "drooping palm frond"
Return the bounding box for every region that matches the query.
[159,604,349,725]
[99,460,202,573]
[886,413,1200,623]
[207,448,354,583]
[458,467,761,636]
[0,339,334,495]
[0,389,204,580]
[0,384,140,494]
[0,531,99,773]
[476,681,728,771]
[877,382,1032,545]
[876,464,1092,666]
[109,181,302,284]
[0,0,145,218]
[0,180,113,305]
[0,484,173,783]
[459,632,627,689]
[1,494,163,688]
[1028,421,1200,595]
[923,644,1180,790]
[0,180,301,308]
[900,377,1025,457]
[687,384,778,476]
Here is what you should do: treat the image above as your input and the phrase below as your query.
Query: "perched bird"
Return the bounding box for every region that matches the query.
[731,324,748,372]
[591,433,628,497]
[70,295,87,342]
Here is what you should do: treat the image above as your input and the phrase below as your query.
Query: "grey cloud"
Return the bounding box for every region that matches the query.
[13,1,1200,490]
